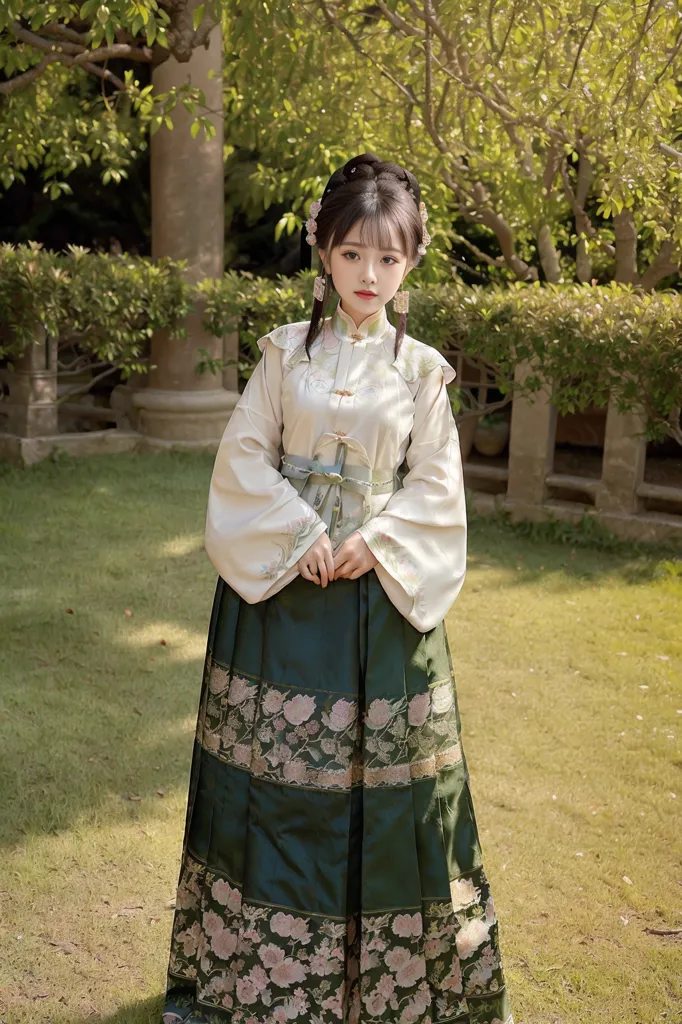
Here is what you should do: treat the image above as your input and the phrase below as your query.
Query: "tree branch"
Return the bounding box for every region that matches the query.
[565,2,605,91]
[638,238,680,290]
[374,0,425,38]
[452,232,506,268]
[0,54,64,95]
[1,19,152,94]
[315,1,419,106]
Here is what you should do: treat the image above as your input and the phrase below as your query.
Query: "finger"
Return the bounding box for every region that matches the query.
[318,553,329,588]
[348,565,365,579]
[301,563,320,584]
[333,551,351,572]
[338,559,358,580]
[323,546,335,582]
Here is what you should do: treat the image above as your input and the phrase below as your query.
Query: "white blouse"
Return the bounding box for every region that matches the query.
[205,300,467,632]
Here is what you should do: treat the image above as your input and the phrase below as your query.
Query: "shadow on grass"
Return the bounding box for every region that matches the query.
[0,452,219,849]
[0,451,679,850]
[73,993,164,1024]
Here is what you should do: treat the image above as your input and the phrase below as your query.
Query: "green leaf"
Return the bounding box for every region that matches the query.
[193,3,206,30]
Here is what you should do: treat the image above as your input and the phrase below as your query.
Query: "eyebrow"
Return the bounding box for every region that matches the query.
[340,240,404,255]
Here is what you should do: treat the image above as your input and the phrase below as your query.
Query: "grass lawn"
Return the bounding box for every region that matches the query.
[0,451,680,1024]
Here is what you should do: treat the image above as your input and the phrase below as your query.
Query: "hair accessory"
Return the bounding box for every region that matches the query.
[306,199,323,245]
[313,274,326,302]
[393,289,409,314]
[417,201,431,256]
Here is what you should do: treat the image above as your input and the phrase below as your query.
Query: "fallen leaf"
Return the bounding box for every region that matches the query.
[47,938,78,955]
[160,638,167,646]
[124,609,133,617]
[156,789,165,797]
[65,608,74,615]
[166,898,176,909]
[133,707,143,716]
[121,793,141,803]
[623,875,633,885]
[657,655,670,661]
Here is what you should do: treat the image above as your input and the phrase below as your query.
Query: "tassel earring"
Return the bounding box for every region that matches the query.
[313,273,326,301]
[393,289,409,314]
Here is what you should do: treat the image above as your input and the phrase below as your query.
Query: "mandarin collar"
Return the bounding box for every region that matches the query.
[330,300,389,345]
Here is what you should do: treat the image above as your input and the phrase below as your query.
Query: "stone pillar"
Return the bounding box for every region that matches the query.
[222,329,240,393]
[5,329,58,437]
[596,397,647,514]
[133,6,237,447]
[507,361,557,507]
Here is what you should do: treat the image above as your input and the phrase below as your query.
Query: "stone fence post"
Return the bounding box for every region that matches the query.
[506,361,557,509]
[5,329,58,437]
[596,398,647,515]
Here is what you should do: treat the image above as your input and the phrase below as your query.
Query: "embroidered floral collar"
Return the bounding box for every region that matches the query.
[330,300,388,344]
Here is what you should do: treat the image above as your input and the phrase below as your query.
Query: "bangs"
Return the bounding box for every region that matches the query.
[329,206,411,257]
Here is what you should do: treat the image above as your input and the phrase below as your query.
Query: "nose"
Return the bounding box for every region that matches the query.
[361,260,378,286]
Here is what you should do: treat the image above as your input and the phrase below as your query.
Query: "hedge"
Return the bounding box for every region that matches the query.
[2,244,681,445]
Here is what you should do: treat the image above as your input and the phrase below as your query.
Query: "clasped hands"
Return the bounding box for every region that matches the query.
[297,530,377,586]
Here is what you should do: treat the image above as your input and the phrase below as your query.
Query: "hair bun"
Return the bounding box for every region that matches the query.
[322,153,421,206]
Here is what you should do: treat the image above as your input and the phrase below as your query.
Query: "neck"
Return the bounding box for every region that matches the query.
[339,298,381,329]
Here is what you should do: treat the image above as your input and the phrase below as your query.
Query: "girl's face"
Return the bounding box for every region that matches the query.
[319,217,414,326]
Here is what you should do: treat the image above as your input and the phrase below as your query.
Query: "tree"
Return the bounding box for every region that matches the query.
[0,1,219,196]
[226,0,682,287]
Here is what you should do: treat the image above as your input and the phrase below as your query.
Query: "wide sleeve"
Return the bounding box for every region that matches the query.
[204,334,328,603]
[357,365,467,632]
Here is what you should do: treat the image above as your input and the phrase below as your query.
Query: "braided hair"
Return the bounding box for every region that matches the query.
[301,153,425,358]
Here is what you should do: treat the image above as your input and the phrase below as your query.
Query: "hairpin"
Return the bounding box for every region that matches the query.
[306,199,323,245]
[417,201,431,256]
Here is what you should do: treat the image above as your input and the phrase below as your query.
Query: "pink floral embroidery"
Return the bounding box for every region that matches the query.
[407,693,430,728]
[199,659,464,791]
[365,698,394,730]
[455,916,491,960]
[450,876,480,913]
[282,694,317,725]
[168,857,510,1022]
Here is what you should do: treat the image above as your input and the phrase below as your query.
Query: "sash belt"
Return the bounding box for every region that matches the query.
[280,441,401,538]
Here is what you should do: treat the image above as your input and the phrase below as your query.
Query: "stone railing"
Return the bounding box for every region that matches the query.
[2,337,680,544]
[463,360,682,543]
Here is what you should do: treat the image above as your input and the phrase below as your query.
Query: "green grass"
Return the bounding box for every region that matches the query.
[0,452,680,1024]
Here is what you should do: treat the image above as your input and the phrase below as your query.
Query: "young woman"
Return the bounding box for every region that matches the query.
[161,154,514,1024]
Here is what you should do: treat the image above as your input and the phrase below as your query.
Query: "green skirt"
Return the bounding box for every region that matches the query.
[162,571,514,1024]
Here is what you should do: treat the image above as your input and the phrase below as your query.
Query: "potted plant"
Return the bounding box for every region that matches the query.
[473,410,510,457]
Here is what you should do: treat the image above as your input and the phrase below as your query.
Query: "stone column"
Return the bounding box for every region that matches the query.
[5,329,58,437]
[133,7,237,447]
[222,329,240,393]
[506,361,557,508]
[596,397,647,514]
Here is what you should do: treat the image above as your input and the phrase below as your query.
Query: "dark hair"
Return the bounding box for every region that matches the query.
[301,153,425,358]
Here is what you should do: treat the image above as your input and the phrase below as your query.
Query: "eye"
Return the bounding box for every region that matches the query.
[341,250,360,260]
[381,256,398,265]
